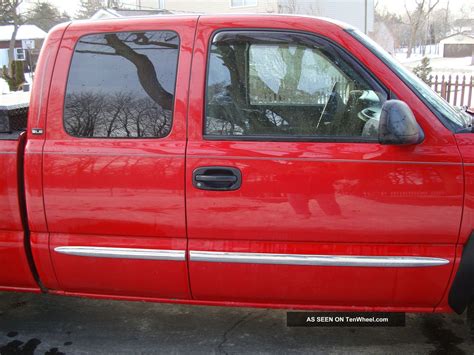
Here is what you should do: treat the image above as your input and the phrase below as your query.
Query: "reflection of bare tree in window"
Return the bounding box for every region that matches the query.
[103,34,174,111]
[65,92,106,137]
[105,92,132,137]
[74,32,177,110]
[65,92,170,138]
[64,31,178,138]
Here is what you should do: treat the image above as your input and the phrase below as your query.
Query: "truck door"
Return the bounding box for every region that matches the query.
[185,16,462,309]
[41,18,197,299]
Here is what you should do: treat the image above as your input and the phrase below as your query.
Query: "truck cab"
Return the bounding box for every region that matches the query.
[1,14,474,314]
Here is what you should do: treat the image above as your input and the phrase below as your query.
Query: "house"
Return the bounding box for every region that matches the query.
[120,0,166,10]
[0,25,47,71]
[91,8,174,20]
[440,33,474,58]
[155,0,374,33]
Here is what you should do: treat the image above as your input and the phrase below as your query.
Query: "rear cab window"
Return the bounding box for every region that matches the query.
[64,31,179,138]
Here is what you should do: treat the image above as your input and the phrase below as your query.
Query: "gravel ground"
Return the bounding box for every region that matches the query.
[0,292,473,354]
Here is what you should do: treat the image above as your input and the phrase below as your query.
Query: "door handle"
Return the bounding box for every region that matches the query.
[193,167,242,191]
[195,175,237,183]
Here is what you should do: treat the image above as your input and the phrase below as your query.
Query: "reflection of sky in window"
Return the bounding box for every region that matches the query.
[249,45,341,94]
[207,52,230,86]
[67,32,178,98]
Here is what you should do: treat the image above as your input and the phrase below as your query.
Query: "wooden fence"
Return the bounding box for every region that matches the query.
[429,74,474,108]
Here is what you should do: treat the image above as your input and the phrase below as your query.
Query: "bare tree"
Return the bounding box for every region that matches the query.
[278,0,298,14]
[405,0,440,58]
[0,0,24,76]
[26,1,70,32]
[277,0,320,15]
[74,32,177,110]
[75,0,104,19]
[106,0,122,8]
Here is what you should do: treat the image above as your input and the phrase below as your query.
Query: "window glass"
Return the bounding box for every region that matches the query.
[231,0,257,7]
[205,32,387,139]
[64,31,179,138]
[349,29,469,131]
[249,45,345,105]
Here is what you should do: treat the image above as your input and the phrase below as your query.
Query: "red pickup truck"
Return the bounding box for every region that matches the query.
[2,14,474,319]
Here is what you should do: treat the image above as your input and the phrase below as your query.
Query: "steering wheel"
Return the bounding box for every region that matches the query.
[316,82,340,130]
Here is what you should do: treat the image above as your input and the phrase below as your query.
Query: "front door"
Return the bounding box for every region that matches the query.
[185,17,462,309]
[42,18,197,299]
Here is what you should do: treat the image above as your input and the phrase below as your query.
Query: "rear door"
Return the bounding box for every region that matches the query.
[42,17,197,299]
[185,16,462,309]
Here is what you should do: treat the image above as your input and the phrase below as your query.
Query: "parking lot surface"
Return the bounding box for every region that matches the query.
[0,292,473,354]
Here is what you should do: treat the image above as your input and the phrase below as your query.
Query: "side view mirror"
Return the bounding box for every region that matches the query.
[378,100,424,145]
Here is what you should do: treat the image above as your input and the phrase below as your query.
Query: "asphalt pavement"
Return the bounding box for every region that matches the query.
[0,292,473,354]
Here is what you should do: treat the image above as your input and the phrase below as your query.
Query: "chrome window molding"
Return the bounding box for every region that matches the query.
[189,251,449,268]
[54,246,185,261]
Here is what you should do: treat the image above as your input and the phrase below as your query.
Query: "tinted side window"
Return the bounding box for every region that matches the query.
[205,31,387,140]
[64,31,179,138]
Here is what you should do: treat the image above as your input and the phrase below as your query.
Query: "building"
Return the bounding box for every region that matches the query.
[91,8,173,20]
[440,33,474,58]
[120,0,166,9]
[160,0,374,33]
[0,25,47,70]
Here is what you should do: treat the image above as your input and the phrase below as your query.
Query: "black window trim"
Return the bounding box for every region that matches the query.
[203,28,393,143]
[62,29,180,140]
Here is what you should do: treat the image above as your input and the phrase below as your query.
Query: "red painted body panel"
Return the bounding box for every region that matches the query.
[186,145,461,244]
[0,230,37,289]
[435,244,462,312]
[0,141,23,231]
[189,239,454,307]
[39,17,198,299]
[21,23,70,291]
[50,234,189,298]
[30,232,59,289]
[185,15,462,308]
[454,134,474,245]
[25,23,69,234]
[0,140,37,289]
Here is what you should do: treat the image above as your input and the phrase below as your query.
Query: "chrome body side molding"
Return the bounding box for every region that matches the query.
[189,251,449,268]
[54,247,450,267]
[54,246,185,261]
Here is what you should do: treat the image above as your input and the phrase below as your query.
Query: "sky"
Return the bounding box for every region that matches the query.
[47,0,474,17]
[377,0,472,17]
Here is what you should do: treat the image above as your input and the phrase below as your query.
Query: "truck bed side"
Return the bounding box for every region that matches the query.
[0,22,70,291]
[0,135,38,291]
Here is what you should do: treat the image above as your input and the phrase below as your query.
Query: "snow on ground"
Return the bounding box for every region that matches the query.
[400,56,474,76]
[395,46,474,76]
[0,91,30,109]
[0,78,9,94]
[0,72,33,96]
